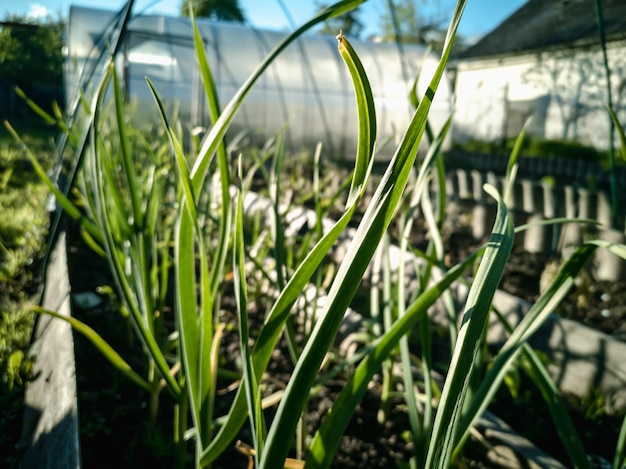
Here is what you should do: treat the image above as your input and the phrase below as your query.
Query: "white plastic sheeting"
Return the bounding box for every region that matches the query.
[66,6,452,160]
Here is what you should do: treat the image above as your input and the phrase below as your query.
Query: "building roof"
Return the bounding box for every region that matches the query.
[460,0,626,59]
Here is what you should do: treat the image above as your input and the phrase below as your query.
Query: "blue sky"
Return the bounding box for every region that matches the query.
[2,0,526,42]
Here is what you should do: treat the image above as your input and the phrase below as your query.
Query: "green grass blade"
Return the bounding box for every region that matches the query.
[201,159,372,466]
[428,120,459,347]
[85,77,181,398]
[399,324,425,465]
[112,66,144,230]
[268,136,304,365]
[408,46,432,110]
[503,118,530,205]
[455,242,597,467]
[426,183,513,469]
[234,186,264,462]
[181,5,373,456]
[260,2,465,465]
[3,121,102,243]
[32,307,151,392]
[45,0,136,261]
[378,234,395,424]
[305,249,483,468]
[395,114,452,464]
[514,217,600,234]
[608,105,626,162]
[200,7,374,464]
[147,78,200,224]
[189,6,232,306]
[190,6,226,144]
[148,76,220,448]
[173,207,203,434]
[408,46,436,144]
[520,344,591,468]
[270,134,288,291]
[189,0,367,196]
[615,410,626,469]
[79,227,107,258]
[588,239,626,260]
[96,137,132,238]
[13,86,57,125]
[90,125,181,398]
[336,31,377,204]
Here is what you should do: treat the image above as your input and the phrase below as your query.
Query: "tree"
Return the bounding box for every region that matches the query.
[379,0,448,49]
[315,2,364,39]
[180,0,246,22]
[0,14,63,92]
[0,14,64,118]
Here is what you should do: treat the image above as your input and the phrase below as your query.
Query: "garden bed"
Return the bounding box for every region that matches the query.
[62,202,625,468]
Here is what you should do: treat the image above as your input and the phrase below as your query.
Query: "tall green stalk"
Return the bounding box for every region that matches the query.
[263,3,465,466]
[594,0,618,225]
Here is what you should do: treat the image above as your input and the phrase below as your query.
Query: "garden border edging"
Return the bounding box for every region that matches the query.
[20,228,80,468]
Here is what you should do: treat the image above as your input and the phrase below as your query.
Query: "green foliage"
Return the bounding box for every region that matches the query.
[380,0,447,47]
[316,2,364,38]
[179,0,246,21]
[454,135,610,163]
[382,0,427,42]
[522,137,608,162]
[452,138,507,155]
[0,123,53,467]
[0,15,64,91]
[0,306,35,388]
[0,125,52,354]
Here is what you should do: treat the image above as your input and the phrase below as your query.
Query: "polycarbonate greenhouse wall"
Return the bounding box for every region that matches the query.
[66,5,452,160]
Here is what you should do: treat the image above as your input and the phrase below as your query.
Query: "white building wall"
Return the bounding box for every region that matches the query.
[453,41,626,150]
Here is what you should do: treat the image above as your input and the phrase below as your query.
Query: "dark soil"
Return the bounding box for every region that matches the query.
[62,206,626,468]
[439,221,626,338]
[67,226,180,468]
[502,245,626,338]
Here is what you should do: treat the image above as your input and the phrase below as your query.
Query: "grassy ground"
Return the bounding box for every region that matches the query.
[0,118,56,466]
